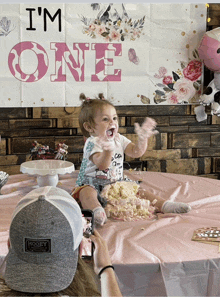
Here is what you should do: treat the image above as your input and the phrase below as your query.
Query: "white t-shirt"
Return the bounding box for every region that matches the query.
[76,134,131,186]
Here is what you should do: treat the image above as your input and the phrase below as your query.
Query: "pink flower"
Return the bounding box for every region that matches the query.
[154,67,167,79]
[163,76,173,85]
[104,36,110,42]
[167,92,179,104]
[109,29,121,41]
[96,25,106,36]
[88,23,96,32]
[132,29,140,37]
[183,59,202,82]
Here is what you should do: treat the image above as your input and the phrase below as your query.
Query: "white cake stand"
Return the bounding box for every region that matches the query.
[20,160,75,187]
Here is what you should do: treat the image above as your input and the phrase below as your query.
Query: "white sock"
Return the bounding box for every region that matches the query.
[161,201,191,214]
[93,206,107,226]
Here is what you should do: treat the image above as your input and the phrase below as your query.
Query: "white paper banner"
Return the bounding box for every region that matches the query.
[0,3,207,107]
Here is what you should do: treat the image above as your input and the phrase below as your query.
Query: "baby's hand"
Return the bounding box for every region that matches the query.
[96,136,116,151]
[134,117,158,141]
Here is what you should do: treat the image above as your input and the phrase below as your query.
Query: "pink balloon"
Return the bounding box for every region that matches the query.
[198,28,220,72]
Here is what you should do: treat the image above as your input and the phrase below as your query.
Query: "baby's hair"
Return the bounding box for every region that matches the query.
[79,93,115,138]
[79,93,105,101]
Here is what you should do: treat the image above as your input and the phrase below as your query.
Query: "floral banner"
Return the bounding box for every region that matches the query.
[0,3,207,107]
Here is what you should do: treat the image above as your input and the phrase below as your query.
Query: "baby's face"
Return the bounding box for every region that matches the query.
[92,105,118,139]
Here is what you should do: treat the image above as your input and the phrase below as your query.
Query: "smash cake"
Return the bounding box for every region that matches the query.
[101,181,156,221]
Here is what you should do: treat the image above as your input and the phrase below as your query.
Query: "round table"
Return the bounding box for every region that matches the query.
[20,160,75,187]
[1,171,220,296]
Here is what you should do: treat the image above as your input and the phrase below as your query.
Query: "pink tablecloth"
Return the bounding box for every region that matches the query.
[1,170,220,296]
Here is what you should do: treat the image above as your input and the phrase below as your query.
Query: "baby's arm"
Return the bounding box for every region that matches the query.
[125,117,158,158]
[91,137,115,170]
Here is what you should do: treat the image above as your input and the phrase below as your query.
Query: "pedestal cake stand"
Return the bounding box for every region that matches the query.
[20,160,75,187]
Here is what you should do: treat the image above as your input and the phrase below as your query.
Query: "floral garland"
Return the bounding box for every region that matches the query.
[152,49,202,105]
[81,5,145,42]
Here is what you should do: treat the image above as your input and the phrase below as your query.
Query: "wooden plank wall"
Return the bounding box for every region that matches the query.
[1,4,220,178]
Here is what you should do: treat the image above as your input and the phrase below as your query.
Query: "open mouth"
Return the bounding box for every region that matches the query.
[106,128,115,138]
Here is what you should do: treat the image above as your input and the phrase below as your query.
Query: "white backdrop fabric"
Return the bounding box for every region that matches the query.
[0,3,207,107]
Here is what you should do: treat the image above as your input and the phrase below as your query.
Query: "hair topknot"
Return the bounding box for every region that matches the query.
[98,93,105,100]
[79,93,105,103]
[79,93,87,101]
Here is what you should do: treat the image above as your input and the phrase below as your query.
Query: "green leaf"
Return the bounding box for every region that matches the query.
[157,83,166,88]
[172,71,180,81]
[181,62,186,69]
[193,82,200,90]
[141,95,150,104]
[167,83,174,90]
[155,90,165,96]
[101,32,109,37]
[194,49,199,58]
[163,87,172,92]
[154,94,167,104]
[193,51,197,59]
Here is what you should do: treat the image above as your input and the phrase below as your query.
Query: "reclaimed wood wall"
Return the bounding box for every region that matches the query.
[1,4,220,178]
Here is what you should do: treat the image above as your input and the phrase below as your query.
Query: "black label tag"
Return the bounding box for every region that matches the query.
[25,238,51,253]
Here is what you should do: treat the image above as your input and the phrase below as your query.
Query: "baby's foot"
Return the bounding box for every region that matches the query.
[93,206,107,226]
[161,201,191,214]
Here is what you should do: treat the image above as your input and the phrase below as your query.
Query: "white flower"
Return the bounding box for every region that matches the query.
[109,28,121,41]
[168,78,196,103]
[95,25,106,36]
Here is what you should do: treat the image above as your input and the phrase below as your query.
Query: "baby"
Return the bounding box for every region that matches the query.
[72,93,191,225]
